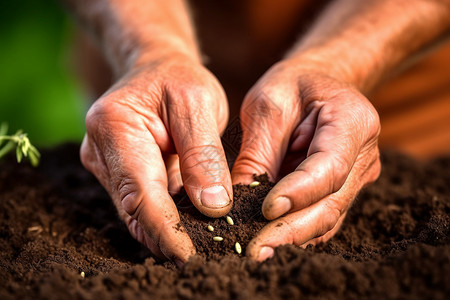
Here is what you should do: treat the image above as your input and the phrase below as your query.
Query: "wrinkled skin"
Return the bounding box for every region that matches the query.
[231,60,381,261]
[80,56,232,265]
[72,0,450,267]
[81,54,381,263]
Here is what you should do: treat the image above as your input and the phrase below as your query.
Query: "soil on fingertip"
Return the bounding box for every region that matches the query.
[0,143,449,300]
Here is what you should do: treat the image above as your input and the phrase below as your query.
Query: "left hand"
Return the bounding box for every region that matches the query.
[231,59,381,261]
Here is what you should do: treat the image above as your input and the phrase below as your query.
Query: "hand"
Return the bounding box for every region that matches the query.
[80,55,232,265]
[232,60,381,261]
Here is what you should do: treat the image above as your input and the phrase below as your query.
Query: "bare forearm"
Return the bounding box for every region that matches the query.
[287,0,450,93]
[62,0,200,76]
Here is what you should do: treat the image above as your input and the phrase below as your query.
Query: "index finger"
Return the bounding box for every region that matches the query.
[247,195,346,261]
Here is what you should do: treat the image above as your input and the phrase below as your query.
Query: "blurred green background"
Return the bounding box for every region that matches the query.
[0,0,87,147]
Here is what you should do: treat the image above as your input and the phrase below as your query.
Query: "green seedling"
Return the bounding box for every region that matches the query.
[0,123,40,167]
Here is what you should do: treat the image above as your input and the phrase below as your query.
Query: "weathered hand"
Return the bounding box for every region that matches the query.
[232,60,381,261]
[80,55,232,265]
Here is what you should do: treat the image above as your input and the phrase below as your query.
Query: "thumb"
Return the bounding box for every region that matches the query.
[167,87,232,218]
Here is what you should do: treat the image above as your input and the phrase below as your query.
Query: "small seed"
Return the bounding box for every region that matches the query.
[213,236,224,242]
[27,225,43,234]
[226,216,234,225]
[235,242,242,254]
[249,181,260,187]
[207,225,214,232]
[80,271,85,278]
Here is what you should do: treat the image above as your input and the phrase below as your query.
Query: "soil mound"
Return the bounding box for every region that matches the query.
[0,144,449,299]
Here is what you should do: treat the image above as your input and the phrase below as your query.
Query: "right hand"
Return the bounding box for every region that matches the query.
[231,61,381,261]
[80,54,232,266]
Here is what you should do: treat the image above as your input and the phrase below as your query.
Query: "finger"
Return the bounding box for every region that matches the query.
[231,90,299,184]
[299,212,346,248]
[166,87,232,218]
[82,109,195,264]
[248,149,380,261]
[165,154,183,196]
[261,114,363,220]
[247,197,344,261]
[125,216,166,260]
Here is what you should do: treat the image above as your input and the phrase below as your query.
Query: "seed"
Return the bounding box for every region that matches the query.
[249,181,260,187]
[27,225,43,234]
[213,236,224,242]
[226,216,234,225]
[207,225,214,232]
[80,271,85,278]
[235,242,242,254]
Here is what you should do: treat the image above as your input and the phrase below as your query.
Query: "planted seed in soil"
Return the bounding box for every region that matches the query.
[174,174,274,259]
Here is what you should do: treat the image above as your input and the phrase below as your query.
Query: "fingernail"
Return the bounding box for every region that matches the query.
[258,246,274,261]
[270,196,292,218]
[201,185,230,208]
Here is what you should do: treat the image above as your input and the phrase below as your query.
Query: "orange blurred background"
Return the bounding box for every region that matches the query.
[245,0,450,160]
[5,0,447,160]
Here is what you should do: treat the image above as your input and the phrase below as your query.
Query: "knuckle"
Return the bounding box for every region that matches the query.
[79,143,93,172]
[187,86,215,105]
[330,155,351,192]
[80,137,91,166]
[366,104,381,131]
[320,203,342,235]
[79,136,110,187]
[367,151,382,184]
[85,100,112,133]
[241,90,284,126]
[362,104,381,141]
[84,103,118,143]
[85,105,103,134]
[166,83,228,131]
[126,218,143,242]
[350,100,381,141]
[316,103,336,124]
[181,144,227,182]
[85,96,136,135]
[169,82,220,107]
[117,178,144,218]
[372,156,382,181]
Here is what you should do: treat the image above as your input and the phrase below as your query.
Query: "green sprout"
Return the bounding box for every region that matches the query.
[0,123,40,167]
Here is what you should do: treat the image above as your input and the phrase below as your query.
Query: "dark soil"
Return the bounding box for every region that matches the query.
[0,143,449,299]
[176,173,274,259]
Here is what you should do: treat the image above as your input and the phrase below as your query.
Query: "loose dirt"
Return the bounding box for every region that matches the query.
[0,143,449,299]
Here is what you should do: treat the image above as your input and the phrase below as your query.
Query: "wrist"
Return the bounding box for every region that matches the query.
[284,46,380,94]
[106,34,201,78]
[78,0,202,78]
[128,38,201,72]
